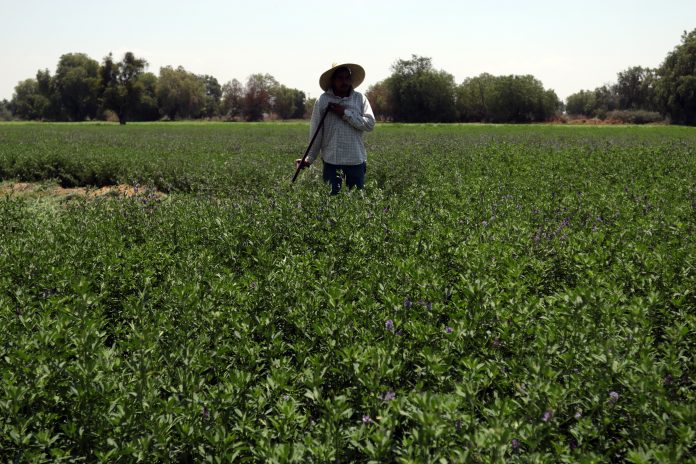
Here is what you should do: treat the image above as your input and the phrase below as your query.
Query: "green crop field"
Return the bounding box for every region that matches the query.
[0,123,695,463]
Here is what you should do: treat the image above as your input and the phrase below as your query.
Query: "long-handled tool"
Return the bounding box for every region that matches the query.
[292,103,334,183]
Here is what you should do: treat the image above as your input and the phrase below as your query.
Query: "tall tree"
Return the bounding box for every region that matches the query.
[0,99,12,120]
[457,73,559,122]
[657,29,696,125]
[272,85,305,119]
[221,79,244,119]
[243,73,278,121]
[303,97,317,119]
[291,89,306,119]
[156,66,206,120]
[487,75,560,123]
[131,72,160,121]
[365,80,393,121]
[565,90,598,117]
[272,85,294,119]
[11,79,49,120]
[615,66,658,110]
[54,53,101,121]
[35,69,62,120]
[386,55,458,122]
[592,85,619,117]
[199,75,222,118]
[100,52,148,124]
[455,73,496,122]
[565,85,618,118]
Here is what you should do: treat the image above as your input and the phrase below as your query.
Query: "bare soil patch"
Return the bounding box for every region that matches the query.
[566,118,625,125]
[0,181,165,200]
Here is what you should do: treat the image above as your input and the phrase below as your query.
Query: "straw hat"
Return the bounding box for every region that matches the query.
[319,63,366,91]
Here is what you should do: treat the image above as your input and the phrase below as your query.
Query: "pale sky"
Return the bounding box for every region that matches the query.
[1,0,694,102]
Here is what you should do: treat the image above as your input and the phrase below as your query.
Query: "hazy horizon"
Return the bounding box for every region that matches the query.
[1,0,694,102]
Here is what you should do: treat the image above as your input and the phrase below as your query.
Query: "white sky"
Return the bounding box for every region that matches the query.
[1,0,694,101]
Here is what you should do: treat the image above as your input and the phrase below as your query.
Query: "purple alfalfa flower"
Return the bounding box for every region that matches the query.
[201,406,210,420]
[395,329,403,337]
[608,391,619,404]
[362,414,373,424]
[445,326,454,334]
[492,337,501,348]
[385,319,394,332]
[542,409,554,422]
[404,298,412,309]
[382,390,396,401]
[511,438,520,450]
[574,410,582,420]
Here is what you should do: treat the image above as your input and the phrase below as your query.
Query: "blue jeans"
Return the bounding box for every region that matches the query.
[322,161,366,195]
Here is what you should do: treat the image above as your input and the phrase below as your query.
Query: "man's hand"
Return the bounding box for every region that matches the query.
[328,103,347,117]
[295,158,311,170]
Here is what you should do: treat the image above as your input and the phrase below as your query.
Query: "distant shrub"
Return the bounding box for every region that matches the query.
[606,110,664,124]
[102,110,120,123]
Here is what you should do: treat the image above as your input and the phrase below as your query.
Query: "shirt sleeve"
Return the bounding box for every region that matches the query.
[306,97,325,163]
[342,94,375,132]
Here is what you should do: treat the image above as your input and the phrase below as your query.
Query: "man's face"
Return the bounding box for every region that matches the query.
[332,69,352,95]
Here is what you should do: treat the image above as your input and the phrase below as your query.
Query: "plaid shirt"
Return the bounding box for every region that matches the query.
[306,89,375,165]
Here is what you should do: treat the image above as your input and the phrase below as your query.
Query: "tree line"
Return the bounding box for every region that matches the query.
[2,52,308,124]
[0,52,563,124]
[1,29,694,124]
[366,56,561,123]
[563,29,695,125]
[366,30,695,125]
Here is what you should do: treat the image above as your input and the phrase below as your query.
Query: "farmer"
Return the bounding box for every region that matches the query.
[295,63,375,194]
